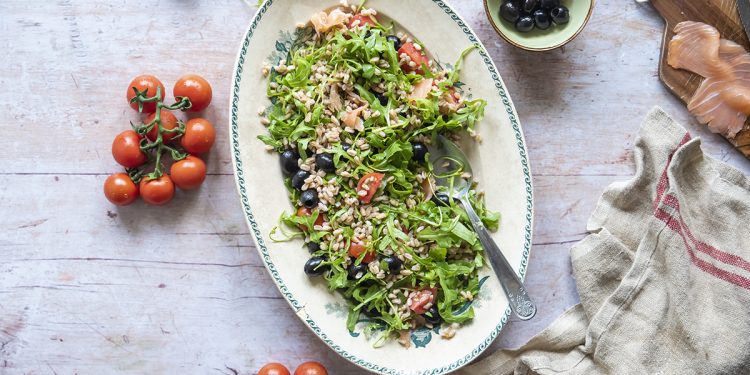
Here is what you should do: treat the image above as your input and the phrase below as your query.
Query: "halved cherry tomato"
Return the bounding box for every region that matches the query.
[146,109,179,143]
[139,175,175,206]
[297,207,325,231]
[258,363,291,375]
[103,173,139,206]
[180,118,215,154]
[347,14,377,29]
[356,172,384,203]
[170,155,207,190]
[409,287,438,314]
[348,242,376,263]
[112,130,147,168]
[398,42,429,74]
[126,74,164,113]
[294,361,328,375]
[174,74,212,112]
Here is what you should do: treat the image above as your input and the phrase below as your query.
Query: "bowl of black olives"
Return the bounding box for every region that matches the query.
[484,0,594,51]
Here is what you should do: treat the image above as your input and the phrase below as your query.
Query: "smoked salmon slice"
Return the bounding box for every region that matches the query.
[668,21,750,138]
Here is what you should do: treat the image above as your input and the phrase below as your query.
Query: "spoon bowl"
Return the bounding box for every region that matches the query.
[429,134,474,198]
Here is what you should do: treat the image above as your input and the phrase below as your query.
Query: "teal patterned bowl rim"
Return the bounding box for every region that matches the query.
[229,1,534,374]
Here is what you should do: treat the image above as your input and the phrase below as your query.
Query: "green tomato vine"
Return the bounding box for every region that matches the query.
[127,85,194,183]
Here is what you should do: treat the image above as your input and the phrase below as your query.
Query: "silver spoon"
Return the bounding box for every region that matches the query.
[428,134,536,320]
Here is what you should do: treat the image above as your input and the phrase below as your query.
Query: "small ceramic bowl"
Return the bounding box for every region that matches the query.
[484,0,594,51]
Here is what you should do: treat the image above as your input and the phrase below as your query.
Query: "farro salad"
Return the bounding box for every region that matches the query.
[258,3,500,346]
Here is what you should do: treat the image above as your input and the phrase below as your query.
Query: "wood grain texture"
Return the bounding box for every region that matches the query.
[1,0,749,374]
[652,0,750,155]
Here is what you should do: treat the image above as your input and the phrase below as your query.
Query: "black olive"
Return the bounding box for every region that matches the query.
[515,15,535,33]
[383,255,402,274]
[342,143,351,152]
[539,0,559,9]
[533,9,551,30]
[550,6,569,24]
[291,169,310,190]
[412,142,428,162]
[520,0,538,14]
[280,149,300,176]
[347,263,368,280]
[499,1,520,23]
[364,306,380,317]
[422,305,443,325]
[431,192,452,206]
[300,190,319,209]
[307,242,321,253]
[386,35,402,51]
[304,256,329,276]
[315,153,336,173]
[375,92,388,106]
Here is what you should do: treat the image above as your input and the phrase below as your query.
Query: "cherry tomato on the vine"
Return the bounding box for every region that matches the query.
[146,109,180,143]
[140,175,175,205]
[294,361,328,375]
[126,74,164,113]
[170,155,207,190]
[174,74,212,112]
[258,363,291,375]
[112,130,147,168]
[181,118,215,154]
[103,173,139,206]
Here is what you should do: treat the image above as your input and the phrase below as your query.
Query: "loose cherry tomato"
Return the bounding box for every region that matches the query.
[356,172,384,203]
[181,118,215,154]
[398,42,429,74]
[296,207,325,231]
[347,14,376,29]
[146,109,179,143]
[112,130,147,168]
[258,363,291,375]
[409,288,437,315]
[174,74,212,112]
[294,361,328,375]
[348,242,375,263]
[103,173,138,206]
[126,74,164,113]
[170,155,207,190]
[139,175,175,205]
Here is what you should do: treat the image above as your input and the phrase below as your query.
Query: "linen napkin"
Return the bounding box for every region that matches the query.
[458,107,750,374]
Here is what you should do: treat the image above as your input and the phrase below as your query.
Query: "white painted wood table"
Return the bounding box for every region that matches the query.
[2,1,749,374]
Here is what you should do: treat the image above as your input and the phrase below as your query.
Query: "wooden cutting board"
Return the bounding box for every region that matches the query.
[652,0,750,157]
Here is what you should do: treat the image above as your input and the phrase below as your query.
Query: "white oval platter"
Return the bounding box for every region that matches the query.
[230,1,534,373]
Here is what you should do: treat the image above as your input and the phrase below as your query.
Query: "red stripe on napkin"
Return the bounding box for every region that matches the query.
[655,206,750,290]
[661,195,750,273]
[653,133,692,211]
